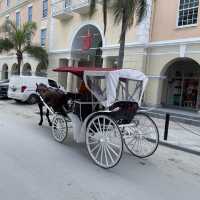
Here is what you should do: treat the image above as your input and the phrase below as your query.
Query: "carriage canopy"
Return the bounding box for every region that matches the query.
[53,67,148,107]
[53,66,114,77]
[84,69,148,107]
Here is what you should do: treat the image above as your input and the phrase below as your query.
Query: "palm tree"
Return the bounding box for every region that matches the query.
[90,0,147,68]
[113,0,146,68]
[90,0,111,34]
[0,20,48,75]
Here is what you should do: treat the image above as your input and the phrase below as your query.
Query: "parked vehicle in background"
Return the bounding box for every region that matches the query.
[8,76,59,104]
[0,79,9,99]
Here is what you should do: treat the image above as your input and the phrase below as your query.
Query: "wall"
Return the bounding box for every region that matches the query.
[0,0,51,79]
[151,0,200,42]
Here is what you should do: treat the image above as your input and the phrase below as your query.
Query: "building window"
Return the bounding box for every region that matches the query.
[40,29,47,47]
[16,11,20,28]
[64,0,71,8]
[42,0,48,18]
[6,0,10,7]
[178,0,199,27]
[28,6,32,22]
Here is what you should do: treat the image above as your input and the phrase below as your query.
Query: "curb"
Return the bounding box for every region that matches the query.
[159,140,200,156]
[147,112,200,127]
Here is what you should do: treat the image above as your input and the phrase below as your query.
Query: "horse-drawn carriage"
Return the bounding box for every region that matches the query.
[39,67,159,169]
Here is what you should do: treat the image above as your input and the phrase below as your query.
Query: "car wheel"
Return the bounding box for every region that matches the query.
[27,95,38,104]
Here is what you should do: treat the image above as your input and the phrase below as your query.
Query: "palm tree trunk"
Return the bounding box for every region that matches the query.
[117,9,127,68]
[16,50,23,75]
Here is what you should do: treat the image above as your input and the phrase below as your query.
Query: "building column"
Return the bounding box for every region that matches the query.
[66,58,74,92]
[58,59,68,89]
[102,56,108,68]
[73,59,80,92]
[144,78,163,107]
[58,69,68,89]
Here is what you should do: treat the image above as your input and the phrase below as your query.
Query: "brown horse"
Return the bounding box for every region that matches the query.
[36,83,79,126]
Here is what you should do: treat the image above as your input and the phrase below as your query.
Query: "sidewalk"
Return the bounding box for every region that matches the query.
[140,106,200,155]
[152,117,200,155]
[144,107,200,126]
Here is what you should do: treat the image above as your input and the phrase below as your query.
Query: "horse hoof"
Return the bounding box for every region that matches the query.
[38,123,42,126]
[49,123,52,127]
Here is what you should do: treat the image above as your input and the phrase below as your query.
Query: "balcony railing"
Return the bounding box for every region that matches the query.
[71,0,90,14]
[52,0,90,19]
[52,0,73,20]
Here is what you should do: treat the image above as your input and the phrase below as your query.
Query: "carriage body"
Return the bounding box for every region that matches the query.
[51,67,159,169]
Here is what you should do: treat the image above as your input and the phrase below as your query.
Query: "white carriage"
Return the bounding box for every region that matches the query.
[51,67,159,169]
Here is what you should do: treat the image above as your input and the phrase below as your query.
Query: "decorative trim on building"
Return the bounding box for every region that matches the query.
[0,54,34,59]
[180,44,186,57]
[148,52,179,56]
[149,37,200,47]
[49,42,146,55]
[27,3,33,8]
[0,0,33,17]
[148,75,167,79]
[49,49,71,54]
[102,42,145,50]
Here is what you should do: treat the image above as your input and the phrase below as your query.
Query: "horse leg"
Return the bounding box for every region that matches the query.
[46,109,52,126]
[38,103,43,126]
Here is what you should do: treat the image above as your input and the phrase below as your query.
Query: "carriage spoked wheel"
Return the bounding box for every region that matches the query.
[52,114,68,143]
[86,114,123,169]
[123,112,159,158]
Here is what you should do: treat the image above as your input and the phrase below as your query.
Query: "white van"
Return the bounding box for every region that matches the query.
[8,76,59,104]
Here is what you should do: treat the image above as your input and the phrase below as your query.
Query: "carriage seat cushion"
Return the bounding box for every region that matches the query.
[109,101,139,123]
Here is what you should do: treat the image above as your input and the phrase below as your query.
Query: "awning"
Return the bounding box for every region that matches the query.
[53,66,117,77]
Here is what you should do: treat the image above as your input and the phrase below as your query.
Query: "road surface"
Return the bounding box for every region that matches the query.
[0,100,200,200]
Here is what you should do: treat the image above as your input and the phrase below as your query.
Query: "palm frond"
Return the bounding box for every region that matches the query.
[0,19,48,70]
[0,19,17,35]
[0,38,14,53]
[112,0,125,25]
[135,0,147,24]
[22,22,37,36]
[113,0,147,28]
[12,30,26,50]
[0,20,38,50]
[22,22,37,45]
[24,45,48,67]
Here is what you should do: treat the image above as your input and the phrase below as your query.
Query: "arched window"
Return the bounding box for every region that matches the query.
[22,63,32,76]
[1,64,8,80]
[161,57,200,110]
[35,63,47,77]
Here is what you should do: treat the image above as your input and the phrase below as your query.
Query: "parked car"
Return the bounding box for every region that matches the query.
[8,76,59,104]
[0,79,9,99]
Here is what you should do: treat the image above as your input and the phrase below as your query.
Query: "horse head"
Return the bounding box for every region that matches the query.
[36,83,48,97]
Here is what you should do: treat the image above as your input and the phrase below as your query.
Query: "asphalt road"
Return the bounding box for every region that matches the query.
[0,100,200,200]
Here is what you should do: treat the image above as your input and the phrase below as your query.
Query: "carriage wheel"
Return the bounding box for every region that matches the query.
[86,114,123,169]
[123,113,159,158]
[52,115,68,143]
